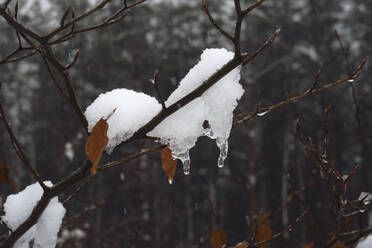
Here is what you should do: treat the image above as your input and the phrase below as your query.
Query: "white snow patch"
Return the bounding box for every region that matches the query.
[57,228,86,245]
[85,48,243,174]
[359,192,372,205]
[64,142,74,161]
[357,234,372,248]
[149,48,243,173]
[1,181,66,248]
[85,89,162,153]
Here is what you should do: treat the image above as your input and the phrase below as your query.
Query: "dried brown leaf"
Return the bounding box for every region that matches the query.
[261,212,271,223]
[343,216,353,232]
[0,162,15,189]
[161,147,177,184]
[210,228,227,248]
[255,213,273,248]
[232,240,249,248]
[331,241,347,248]
[301,242,315,248]
[85,118,108,174]
[0,162,10,183]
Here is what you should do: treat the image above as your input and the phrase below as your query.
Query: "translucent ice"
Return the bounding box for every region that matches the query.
[85,48,244,172]
[148,48,244,170]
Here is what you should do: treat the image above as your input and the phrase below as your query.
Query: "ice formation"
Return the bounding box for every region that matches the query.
[1,181,66,248]
[148,48,243,173]
[85,89,162,153]
[85,48,243,173]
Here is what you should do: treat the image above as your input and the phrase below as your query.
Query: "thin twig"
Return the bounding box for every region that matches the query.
[41,56,69,98]
[0,102,47,190]
[243,0,266,15]
[202,0,234,41]
[62,174,94,204]
[149,70,166,110]
[251,210,309,247]
[235,57,368,125]
[99,145,165,170]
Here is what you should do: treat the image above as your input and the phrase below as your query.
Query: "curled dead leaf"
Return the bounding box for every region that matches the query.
[0,162,10,183]
[331,241,346,248]
[210,228,227,248]
[301,242,315,248]
[85,118,108,174]
[0,162,16,189]
[255,212,273,248]
[161,147,178,184]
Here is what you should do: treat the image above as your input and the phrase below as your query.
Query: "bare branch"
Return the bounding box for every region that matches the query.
[235,57,368,126]
[243,0,266,15]
[0,0,12,10]
[42,46,89,132]
[62,175,94,205]
[0,102,48,190]
[64,48,80,70]
[242,28,281,65]
[251,210,309,248]
[60,5,73,27]
[45,0,146,41]
[149,70,166,110]
[99,144,165,170]
[41,56,69,98]
[202,0,234,41]
[0,7,42,42]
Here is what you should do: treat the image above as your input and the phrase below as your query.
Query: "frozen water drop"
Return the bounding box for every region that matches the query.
[120,173,125,181]
[203,128,214,137]
[217,138,228,168]
[168,178,173,185]
[257,110,270,116]
[175,150,191,175]
[348,79,355,83]
[183,159,191,175]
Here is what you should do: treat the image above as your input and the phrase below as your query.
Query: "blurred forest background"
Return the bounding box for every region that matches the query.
[0,0,371,247]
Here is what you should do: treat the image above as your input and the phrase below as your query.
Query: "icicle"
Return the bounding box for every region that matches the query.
[183,158,191,175]
[175,150,191,175]
[216,138,228,168]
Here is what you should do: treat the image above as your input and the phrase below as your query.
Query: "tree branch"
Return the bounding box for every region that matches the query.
[0,102,47,191]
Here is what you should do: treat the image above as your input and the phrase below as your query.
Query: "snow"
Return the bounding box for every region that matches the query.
[359,192,372,205]
[1,181,66,248]
[64,142,74,161]
[57,228,86,245]
[357,234,372,248]
[85,48,243,174]
[148,48,243,173]
[85,89,162,153]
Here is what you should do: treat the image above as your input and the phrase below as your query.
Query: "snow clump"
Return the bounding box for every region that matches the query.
[85,89,162,153]
[359,192,372,205]
[357,234,372,248]
[148,48,243,174]
[1,181,66,248]
[85,48,244,174]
